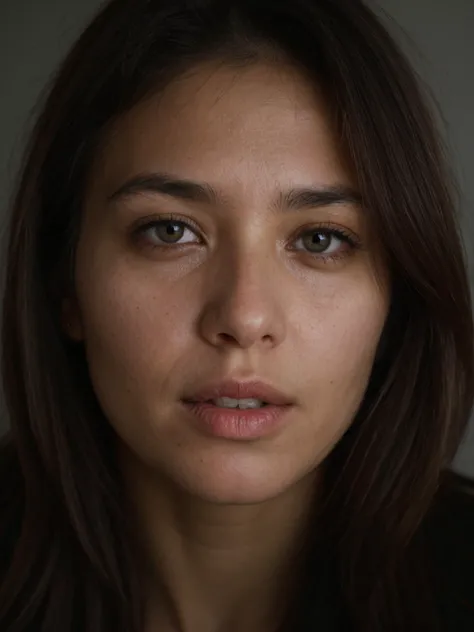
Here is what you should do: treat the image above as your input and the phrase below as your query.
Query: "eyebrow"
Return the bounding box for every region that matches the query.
[107,171,362,212]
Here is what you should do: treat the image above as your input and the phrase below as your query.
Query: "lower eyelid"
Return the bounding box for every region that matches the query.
[291,229,359,254]
[133,220,362,257]
[135,221,200,246]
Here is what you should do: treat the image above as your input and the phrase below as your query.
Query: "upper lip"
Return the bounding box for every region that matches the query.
[183,379,295,406]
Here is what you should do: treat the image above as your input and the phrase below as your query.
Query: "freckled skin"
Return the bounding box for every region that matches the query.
[67,61,389,505]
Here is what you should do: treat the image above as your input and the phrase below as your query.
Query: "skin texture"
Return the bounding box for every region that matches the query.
[65,61,389,631]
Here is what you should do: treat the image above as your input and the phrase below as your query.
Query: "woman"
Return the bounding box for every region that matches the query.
[0,0,473,630]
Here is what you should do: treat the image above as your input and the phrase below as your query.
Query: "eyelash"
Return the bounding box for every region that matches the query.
[131,213,362,263]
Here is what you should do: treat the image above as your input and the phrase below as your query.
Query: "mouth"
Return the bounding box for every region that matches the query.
[182,378,295,408]
[189,397,271,410]
[181,398,293,440]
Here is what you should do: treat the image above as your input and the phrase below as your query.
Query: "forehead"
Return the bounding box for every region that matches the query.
[90,61,354,200]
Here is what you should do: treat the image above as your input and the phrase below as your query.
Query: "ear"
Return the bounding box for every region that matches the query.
[61,297,84,341]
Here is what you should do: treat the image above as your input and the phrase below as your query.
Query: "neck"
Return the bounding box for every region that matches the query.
[120,450,320,632]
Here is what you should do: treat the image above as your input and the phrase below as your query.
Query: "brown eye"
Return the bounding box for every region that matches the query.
[153,221,186,244]
[301,231,332,254]
[135,218,200,248]
[291,225,360,261]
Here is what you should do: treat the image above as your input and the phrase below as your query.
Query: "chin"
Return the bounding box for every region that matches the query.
[118,430,315,506]
[184,480,291,505]
[170,453,304,505]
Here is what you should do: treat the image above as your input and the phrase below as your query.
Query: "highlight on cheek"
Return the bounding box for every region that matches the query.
[129,212,364,265]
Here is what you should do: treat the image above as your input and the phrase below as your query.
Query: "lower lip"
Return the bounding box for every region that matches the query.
[182,401,293,440]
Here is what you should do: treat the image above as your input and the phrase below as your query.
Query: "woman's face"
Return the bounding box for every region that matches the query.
[68,61,389,503]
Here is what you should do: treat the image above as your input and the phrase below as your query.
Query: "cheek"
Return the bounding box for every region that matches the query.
[74,252,196,413]
[324,303,384,370]
[294,282,387,406]
[276,286,387,467]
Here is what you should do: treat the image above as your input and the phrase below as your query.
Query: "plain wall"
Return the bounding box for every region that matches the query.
[0,0,473,475]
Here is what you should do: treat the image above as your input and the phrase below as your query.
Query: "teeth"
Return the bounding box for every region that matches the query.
[212,397,267,409]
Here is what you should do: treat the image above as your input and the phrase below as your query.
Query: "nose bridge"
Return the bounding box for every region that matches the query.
[226,240,273,298]
[199,238,285,349]
[221,239,277,317]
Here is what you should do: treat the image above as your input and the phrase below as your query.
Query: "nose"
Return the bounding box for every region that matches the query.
[198,251,286,351]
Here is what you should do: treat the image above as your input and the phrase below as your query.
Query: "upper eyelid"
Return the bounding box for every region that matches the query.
[134,215,358,237]
[135,214,200,233]
[135,216,361,255]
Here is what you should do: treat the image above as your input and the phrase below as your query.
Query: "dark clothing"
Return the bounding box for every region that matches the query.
[425,476,474,630]
[297,473,474,630]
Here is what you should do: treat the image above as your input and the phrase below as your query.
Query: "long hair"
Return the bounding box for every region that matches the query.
[0,0,473,630]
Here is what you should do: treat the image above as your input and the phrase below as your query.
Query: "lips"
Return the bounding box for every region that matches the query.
[183,378,294,407]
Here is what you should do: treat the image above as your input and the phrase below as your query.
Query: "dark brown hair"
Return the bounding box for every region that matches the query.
[1,0,473,630]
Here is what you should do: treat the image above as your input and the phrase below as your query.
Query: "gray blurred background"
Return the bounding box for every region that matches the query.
[0,0,472,475]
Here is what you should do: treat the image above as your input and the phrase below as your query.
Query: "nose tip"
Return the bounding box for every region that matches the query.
[197,259,287,351]
[215,329,274,349]
[201,307,280,350]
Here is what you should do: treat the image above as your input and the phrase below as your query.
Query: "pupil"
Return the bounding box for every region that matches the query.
[304,232,330,253]
[159,221,183,243]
